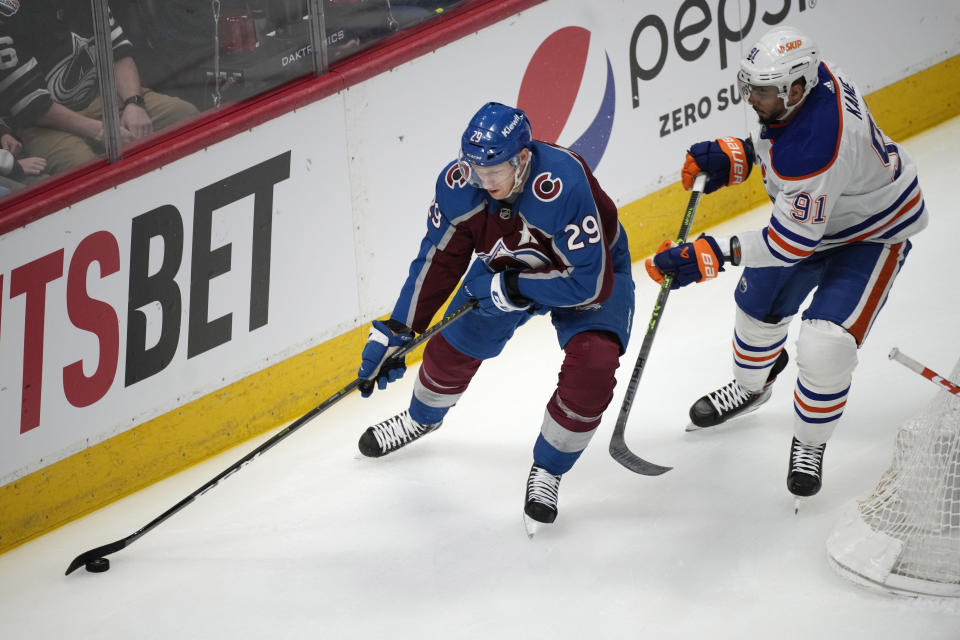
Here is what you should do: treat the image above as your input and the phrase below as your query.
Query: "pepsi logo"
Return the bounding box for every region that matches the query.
[518,26,615,171]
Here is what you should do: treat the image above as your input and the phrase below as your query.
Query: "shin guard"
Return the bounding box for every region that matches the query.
[793,319,857,444]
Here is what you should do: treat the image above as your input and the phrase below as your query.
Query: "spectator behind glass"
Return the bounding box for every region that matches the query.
[0,116,46,194]
[0,1,197,175]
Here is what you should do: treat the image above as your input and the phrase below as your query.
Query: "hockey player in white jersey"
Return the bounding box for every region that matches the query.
[645,26,928,500]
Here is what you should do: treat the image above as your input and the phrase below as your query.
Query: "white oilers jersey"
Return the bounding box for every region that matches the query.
[738,62,928,268]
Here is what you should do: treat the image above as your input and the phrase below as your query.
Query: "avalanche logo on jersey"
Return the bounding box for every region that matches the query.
[517,26,615,171]
[478,219,551,271]
[479,237,551,271]
[444,161,470,189]
[533,172,563,202]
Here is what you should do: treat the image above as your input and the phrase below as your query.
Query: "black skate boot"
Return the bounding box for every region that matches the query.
[523,464,561,537]
[688,350,789,430]
[358,410,440,458]
[787,436,826,498]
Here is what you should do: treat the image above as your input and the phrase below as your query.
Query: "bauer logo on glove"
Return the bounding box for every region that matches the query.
[682,137,754,194]
[644,234,725,289]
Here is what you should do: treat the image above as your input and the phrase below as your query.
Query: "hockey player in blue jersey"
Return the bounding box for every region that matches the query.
[355,102,635,531]
[645,26,928,501]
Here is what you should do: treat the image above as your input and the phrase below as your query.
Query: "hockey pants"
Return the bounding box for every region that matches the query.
[731,241,910,445]
[407,271,634,475]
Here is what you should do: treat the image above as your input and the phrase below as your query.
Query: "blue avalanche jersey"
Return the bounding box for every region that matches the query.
[392,141,631,332]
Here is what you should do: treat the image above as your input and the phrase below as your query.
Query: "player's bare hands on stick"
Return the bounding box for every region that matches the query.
[357,320,414,397]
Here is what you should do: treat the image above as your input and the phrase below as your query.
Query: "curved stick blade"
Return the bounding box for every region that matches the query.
[609,439,672,476]
[65,539,126,575]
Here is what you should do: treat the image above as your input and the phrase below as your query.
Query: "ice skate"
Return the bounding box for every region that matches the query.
[788,436,826,513]
[686,350,789,431]
[523,464,561,538]
[358,410,440,458]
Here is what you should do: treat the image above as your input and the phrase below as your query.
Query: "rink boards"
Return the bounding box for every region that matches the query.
[1,0,959,553]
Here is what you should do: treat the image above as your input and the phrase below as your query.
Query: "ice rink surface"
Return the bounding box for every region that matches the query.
[2,117,958,639]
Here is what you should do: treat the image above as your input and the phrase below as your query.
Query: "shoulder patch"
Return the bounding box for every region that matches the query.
[444,161,470,189]
[532,172,563,202]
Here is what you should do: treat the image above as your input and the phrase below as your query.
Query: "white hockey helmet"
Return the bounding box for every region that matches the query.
[738,26,820,121]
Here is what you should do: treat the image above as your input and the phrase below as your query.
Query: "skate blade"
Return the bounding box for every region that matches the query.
[523,512,549,539]
[793,496,811,515]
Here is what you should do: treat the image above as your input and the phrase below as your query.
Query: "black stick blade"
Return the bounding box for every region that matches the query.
[65,539,126,575]
[609,442,672,476]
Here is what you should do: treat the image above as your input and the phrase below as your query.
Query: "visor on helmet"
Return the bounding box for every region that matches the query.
[457,150,524,190]
[736,70,785,102]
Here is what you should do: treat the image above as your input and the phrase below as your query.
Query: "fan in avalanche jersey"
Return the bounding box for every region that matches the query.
[355,102,634,533]
[646,26,928,502]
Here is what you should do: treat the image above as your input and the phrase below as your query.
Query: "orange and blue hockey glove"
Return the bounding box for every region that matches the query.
[644,234,725,289]
[682,137,754,193]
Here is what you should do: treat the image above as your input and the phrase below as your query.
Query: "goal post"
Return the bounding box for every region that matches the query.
[826,350,960,598]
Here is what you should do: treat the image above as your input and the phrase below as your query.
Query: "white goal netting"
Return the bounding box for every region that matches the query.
[826,357,960,598]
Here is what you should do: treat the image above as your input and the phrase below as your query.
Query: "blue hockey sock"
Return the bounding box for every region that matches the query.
[409,394,448,427]
[532,434,583,476]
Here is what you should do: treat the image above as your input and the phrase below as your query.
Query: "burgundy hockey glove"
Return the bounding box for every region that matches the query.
[645,235,725,289]
[682,137,754,194]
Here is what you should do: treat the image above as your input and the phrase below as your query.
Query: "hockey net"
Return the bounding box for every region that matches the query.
[826,356,960,597]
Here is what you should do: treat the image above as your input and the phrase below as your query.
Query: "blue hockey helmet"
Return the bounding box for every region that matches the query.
[460,102,532,167]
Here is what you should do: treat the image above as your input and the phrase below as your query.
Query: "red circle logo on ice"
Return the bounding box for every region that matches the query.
[518,26,615,171]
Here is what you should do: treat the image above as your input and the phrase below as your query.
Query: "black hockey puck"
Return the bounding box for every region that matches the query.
[85,557,110,573]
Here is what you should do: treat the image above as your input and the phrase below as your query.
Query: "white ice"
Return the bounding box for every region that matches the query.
[2,117,959,639]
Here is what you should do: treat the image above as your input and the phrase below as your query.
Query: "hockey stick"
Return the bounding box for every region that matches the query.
[65,300,477,575]
[609,173,708,475]
[889,347,960,396]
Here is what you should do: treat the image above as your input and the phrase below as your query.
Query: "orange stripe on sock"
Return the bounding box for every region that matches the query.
[793,391,847,414]
[733,342,784,363]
